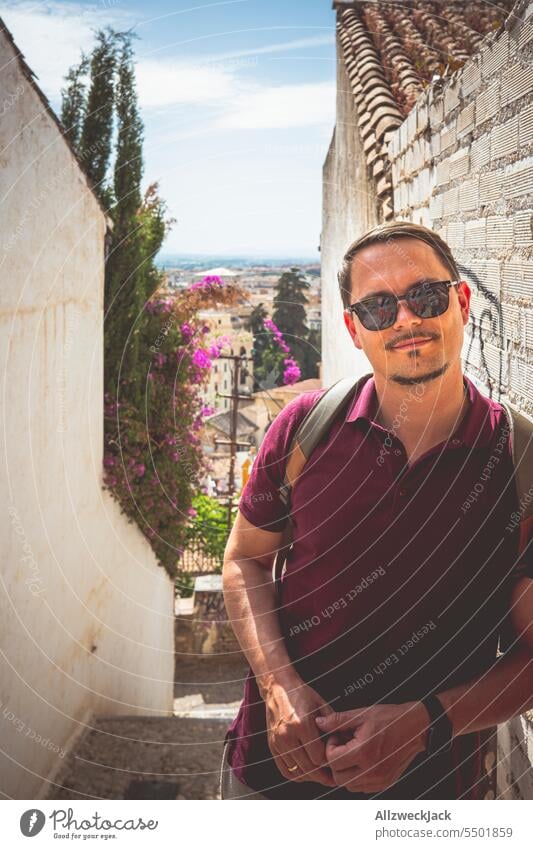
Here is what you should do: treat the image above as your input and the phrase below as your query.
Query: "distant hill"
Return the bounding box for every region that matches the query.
[156,253,319,271]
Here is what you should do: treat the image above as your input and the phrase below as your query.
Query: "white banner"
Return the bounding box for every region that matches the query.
[3,799,533,848]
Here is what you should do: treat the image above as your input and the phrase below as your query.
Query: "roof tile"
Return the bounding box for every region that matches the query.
[334,0,515,224]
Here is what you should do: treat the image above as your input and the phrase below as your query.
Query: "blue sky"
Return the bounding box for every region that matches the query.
[3,0,337,257]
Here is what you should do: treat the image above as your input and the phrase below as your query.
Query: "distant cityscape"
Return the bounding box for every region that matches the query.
[159,257,321,332]
[156,253,320,271]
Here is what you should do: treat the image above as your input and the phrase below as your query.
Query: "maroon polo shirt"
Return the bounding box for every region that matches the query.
[226,374,531,799]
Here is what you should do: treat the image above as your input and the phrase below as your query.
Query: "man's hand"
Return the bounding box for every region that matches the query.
[315,702,429,794]
[262,673,336,787]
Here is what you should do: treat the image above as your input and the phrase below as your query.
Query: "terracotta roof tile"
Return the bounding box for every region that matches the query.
[334,0,516,223]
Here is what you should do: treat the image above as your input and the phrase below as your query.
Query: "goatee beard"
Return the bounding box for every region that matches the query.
[391,362,449,386]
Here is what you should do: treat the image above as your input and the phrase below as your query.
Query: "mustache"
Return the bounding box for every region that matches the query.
[385,331,440,350]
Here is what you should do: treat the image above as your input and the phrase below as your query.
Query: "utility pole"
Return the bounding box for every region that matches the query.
[216,354,253,529]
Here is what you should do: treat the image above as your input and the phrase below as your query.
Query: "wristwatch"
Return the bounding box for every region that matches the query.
[421,694,454,756]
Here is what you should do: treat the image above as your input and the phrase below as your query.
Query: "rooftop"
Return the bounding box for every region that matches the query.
[333,0,518,220]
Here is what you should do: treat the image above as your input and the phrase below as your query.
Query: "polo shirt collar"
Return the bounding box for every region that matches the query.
[345,373,497,449]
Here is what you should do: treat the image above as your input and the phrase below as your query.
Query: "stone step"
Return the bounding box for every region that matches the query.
[173,693,241,720]
[46,715,231,800]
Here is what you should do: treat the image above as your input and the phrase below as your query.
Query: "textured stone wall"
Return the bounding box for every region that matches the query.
[388,0,533,416]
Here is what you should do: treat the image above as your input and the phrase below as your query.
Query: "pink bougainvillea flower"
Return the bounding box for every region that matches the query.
[188,274,224,292]
[283,357,301,385]
[192,349,212,369]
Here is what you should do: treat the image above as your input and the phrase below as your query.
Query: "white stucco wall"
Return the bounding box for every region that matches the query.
[321,40,379,387]
[0,29,174,799]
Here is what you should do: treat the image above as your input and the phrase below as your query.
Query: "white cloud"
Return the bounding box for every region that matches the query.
[136,58,237,108]
[1,1,132,101]
[196,33,335,63]
[217,81,335,129]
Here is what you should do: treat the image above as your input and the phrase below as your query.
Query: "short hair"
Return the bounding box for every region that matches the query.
[337,221,461,309]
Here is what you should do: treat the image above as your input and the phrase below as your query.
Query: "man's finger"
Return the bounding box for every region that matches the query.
[325,733,363,771]
[315,708,366,733]
[282,739,336,786]
[301,720,329,767]
[317,699,335,716]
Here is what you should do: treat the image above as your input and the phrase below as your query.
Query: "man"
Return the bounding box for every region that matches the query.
[222,222,533,800]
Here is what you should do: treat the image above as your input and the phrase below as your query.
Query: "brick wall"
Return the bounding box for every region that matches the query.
[387,0,533,798]
[388,0,533,417]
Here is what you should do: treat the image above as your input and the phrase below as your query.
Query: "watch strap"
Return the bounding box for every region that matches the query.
[421,694,453,756]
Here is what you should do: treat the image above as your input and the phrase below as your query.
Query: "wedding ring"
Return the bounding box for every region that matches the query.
[287,764,299,773]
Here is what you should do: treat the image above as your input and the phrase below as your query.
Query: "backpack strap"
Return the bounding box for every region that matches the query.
[500,400,533,524]
[272,373,371,588]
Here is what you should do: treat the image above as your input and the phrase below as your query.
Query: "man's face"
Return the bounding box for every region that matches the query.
[342,237,471,386]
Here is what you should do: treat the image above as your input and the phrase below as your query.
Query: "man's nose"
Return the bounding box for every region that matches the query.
[393,298,422,329]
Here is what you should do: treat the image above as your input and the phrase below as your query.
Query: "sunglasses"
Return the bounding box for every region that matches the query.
[345,280,462,331]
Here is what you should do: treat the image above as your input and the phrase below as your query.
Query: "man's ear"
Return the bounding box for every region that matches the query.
[457,280,471,325]
[343,310,363,350]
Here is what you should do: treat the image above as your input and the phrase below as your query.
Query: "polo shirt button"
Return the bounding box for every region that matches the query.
[394,448,401,456]
[399,489,406,497]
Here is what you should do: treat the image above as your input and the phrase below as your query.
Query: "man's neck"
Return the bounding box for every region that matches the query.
[373,363,468,461]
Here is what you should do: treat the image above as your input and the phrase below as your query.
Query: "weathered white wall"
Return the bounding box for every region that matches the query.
[0,29,174,799]
[321,39,379,387]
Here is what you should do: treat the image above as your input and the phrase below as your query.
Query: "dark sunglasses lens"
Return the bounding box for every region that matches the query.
[357,295,396,330]
[408,282,449,318]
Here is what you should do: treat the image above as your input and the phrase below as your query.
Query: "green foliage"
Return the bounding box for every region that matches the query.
[175,573,195,599]
[245,303,270,390]
[103,281,242,578]
[60,53,89,150]
[270,267,321,382]
[62,31,242,578]
[272,267,310,347]
[184,494,237,569]
[253,343,286,390]
[78,28,117,202]
[104,32,150,401]
[304,327,321,380]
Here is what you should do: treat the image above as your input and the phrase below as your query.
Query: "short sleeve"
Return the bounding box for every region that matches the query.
[499,514,533,653]
[238,390,324,532]
[512,514,533,581]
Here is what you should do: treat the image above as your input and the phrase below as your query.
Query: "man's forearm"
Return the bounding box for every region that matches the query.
[223,558,300,698]
[435,646,533,738]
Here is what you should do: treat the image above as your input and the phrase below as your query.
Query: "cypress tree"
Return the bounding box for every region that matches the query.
[245,302,269,390]
[61,30,171,401]
[104,31,145,398]
[78,27,117,202]
[272,267,310,375]
[60,53,89,151]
